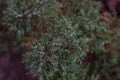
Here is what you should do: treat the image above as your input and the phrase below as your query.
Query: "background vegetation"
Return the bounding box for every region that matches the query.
[0,0,120,80]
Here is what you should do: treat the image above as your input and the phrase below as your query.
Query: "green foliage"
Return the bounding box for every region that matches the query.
[23,0,120,80]
[3,0,120,80]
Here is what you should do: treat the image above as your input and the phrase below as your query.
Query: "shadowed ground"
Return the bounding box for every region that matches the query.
[0,49,39,80]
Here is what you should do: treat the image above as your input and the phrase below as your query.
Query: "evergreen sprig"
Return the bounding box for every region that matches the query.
[2,0,120,80]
